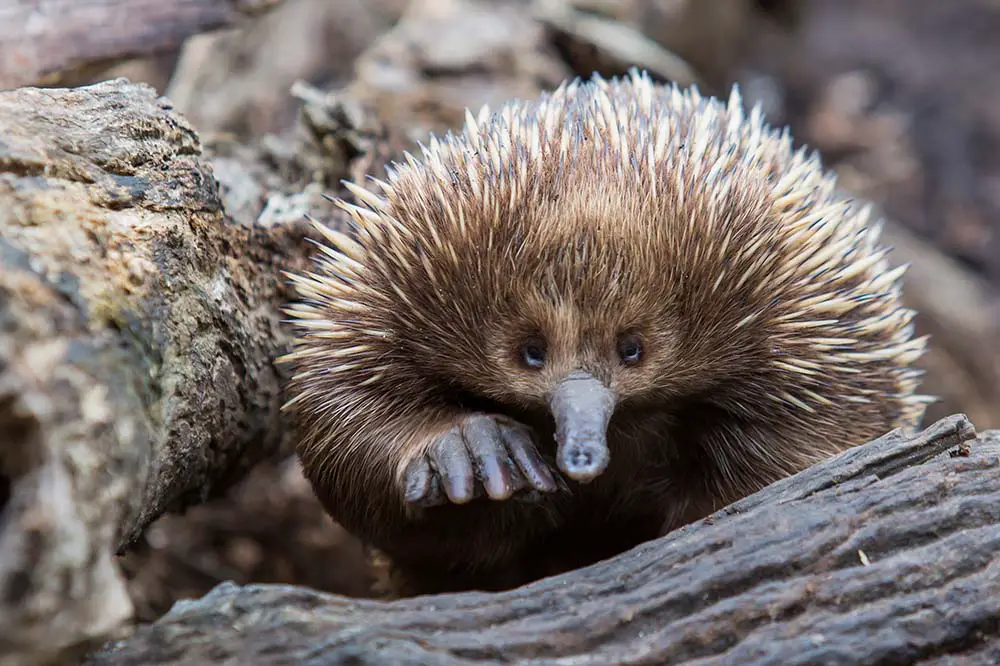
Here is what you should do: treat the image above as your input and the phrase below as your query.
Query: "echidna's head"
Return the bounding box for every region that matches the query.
[284,70,930,485]
[426,220,692,482]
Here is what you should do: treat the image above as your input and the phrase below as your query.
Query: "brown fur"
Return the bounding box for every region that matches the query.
[281,70,931,595]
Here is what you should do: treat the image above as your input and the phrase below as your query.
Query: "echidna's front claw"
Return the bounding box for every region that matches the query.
[401,413,558,509]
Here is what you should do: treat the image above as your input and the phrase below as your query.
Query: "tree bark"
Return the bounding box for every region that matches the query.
[0,78,311,666]
[84,414,1000,665]
[0,0,283,90]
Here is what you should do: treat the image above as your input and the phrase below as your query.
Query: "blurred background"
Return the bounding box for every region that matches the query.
[7,0,999,623]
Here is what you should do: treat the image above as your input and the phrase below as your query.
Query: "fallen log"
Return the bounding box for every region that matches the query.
[0,78,314,666]
[0,0,283,90]
[85,414,1000,665]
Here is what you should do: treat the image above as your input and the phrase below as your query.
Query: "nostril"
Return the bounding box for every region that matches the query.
[570,448,593,469]
[558,441,610,482]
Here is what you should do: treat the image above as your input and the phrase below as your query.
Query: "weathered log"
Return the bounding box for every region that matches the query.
[0,0,283,90]
[162,0,406,137]
[346,0,571,142]
[533,1,700,88]
[84,414,1000,665]
[0,78,313,666]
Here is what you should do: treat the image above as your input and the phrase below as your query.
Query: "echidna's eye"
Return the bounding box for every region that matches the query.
[617,333,643,366]
[519,338,547,370]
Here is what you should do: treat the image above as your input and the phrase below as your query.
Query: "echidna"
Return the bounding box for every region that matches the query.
[281,70,931,595]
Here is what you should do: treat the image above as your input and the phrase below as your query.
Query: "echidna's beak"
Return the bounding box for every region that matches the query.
[549,370,616,483]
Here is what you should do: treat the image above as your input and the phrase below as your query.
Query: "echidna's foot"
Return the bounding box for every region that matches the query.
[402,414,560,508]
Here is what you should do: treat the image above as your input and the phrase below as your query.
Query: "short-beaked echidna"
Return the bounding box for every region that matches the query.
[281,70,931,595]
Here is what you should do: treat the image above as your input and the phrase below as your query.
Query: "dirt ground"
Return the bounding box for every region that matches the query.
[66,0,1000,623]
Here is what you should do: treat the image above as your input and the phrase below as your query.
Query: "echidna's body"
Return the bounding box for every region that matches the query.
[282,70,931,595]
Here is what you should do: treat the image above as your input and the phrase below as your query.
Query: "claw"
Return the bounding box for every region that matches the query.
[402,455,433,503]
[400,414,557,508]
[500,422,557,492]
[463,416,515,499]
[429,427,475,504]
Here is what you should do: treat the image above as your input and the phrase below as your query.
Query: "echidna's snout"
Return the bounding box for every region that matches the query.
[549,370,616,483]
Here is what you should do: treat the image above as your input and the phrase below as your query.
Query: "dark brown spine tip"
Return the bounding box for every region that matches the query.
[549,370,616,483]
